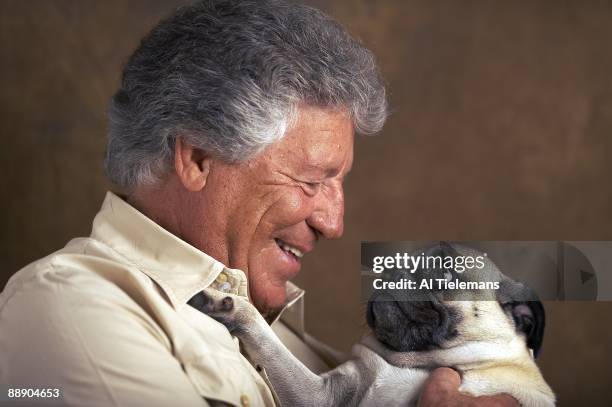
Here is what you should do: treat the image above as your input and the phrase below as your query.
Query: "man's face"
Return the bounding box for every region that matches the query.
[199,106,354,315]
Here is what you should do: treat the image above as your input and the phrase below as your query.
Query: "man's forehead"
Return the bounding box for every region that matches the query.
[276,142,351,181]
[274,107,354,166]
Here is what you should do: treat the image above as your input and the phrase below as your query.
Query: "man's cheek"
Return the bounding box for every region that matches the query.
[273,189,313,223]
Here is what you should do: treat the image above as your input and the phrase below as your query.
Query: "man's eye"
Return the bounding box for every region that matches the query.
[301,181,321,194]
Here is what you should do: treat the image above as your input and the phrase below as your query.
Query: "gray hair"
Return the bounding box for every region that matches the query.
[105,0,388,189]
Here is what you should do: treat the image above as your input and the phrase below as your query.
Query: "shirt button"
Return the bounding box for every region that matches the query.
[240,394,250,407]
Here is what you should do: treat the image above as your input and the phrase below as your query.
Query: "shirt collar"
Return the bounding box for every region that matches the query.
[91,191,242,308]
[90,191,305,336]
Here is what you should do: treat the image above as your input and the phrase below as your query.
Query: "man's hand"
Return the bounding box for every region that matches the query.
[417,368,519,407]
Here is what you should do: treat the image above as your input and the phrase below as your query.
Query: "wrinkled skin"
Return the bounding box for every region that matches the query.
[130,105,353,316]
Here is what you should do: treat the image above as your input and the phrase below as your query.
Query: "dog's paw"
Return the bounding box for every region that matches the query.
[188,288,254,333]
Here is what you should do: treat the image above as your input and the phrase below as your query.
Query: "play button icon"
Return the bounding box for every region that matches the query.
[561,243,598,300]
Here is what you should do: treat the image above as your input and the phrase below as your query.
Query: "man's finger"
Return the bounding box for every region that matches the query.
[418,368,520,407]
[417,367,461,406]
[426,367,461,390]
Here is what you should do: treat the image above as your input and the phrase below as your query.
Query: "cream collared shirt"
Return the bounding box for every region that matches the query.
[0,192,332,407]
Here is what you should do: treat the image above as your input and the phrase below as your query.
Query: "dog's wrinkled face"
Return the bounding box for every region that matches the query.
[366,242,545,357]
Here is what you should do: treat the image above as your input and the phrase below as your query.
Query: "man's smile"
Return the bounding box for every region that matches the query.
[274,238,312,260]
[272,237,315,278]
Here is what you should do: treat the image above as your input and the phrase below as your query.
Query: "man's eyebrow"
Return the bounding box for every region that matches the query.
[301,163,341,178]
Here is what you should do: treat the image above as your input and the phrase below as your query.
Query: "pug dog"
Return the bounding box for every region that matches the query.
[191,242,555,406]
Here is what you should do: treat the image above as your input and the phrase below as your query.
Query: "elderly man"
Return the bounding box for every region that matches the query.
[1,1,516,406]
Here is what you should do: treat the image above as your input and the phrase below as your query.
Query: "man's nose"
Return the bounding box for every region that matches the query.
[307,184,345,240]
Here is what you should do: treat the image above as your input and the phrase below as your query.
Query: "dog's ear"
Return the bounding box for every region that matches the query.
[507,301,545,358]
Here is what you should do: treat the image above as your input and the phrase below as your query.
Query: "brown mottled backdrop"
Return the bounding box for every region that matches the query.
[1,1,611,405]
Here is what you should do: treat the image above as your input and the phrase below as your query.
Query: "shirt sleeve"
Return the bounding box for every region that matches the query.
[0,266,210,407]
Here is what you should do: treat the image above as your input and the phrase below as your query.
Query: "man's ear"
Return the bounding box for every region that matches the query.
[174,137,212,192]
[505,301,546,358]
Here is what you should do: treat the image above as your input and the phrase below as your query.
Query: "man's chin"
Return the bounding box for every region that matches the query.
[249,281,288,318]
